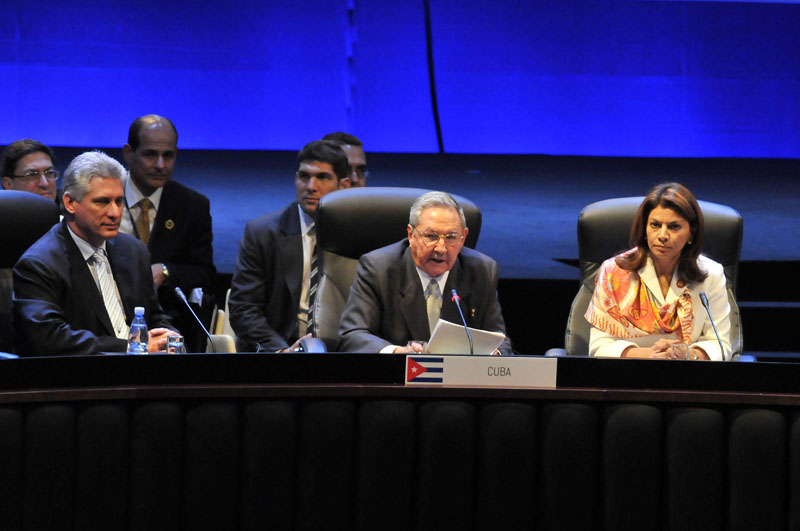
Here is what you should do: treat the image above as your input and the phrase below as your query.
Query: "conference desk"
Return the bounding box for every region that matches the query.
[1,353,799,530]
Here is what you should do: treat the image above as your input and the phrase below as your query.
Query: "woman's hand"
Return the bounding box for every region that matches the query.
[651,338,681,354]
[622,339,680,359]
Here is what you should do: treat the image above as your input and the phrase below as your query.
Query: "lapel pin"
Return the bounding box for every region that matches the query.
[165,219,175,230]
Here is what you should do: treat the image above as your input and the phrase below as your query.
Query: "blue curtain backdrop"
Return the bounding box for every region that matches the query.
[1,0,798,157]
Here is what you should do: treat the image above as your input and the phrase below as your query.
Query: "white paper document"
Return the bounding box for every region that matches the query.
[427,319,505,355]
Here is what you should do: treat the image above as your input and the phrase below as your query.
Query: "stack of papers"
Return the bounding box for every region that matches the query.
[427,319,505,355]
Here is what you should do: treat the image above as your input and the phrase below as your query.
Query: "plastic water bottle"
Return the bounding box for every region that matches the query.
[127,306,148,354]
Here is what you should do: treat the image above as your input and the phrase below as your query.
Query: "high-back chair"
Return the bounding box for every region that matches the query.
[0,191,61,355]
[559,196,743,358]
[314,187,482,351]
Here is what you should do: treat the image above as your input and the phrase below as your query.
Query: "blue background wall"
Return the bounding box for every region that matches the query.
[2,0,798,157]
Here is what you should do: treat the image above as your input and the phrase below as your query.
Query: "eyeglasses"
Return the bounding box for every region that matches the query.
[350,165,368,179]
[413,228,464,247]
[13,169,59,184]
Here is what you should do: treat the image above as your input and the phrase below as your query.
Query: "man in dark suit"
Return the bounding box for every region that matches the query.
[12,151,176,356]
[229,140,350,352]
[338,191,512,354]
[120,115,215,352]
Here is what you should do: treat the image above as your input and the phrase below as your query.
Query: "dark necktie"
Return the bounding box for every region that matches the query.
[307,235,319,336]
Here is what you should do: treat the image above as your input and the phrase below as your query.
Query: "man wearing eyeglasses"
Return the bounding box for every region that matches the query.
[229,140,350,352]
[338,191,512,354]
[322,132,368,187]
[1,139,58,202]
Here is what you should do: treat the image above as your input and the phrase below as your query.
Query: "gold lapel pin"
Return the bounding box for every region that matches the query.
[165,219,175,230]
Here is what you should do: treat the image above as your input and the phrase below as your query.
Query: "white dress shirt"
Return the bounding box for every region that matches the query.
[119,176,163,237]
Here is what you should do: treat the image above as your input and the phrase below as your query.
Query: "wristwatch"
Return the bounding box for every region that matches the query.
[160,263,170,282]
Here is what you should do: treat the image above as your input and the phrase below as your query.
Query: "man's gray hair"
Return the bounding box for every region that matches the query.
[62,151,126,207]
[409,191,467,229]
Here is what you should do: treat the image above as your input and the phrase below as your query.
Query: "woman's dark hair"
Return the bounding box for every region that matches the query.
[616,182,707,284]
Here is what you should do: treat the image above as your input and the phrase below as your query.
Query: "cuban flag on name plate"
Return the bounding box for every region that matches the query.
[406,356,444,384]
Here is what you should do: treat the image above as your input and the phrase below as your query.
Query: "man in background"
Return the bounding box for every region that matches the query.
[1,139,58,202]
[322,132,368,187]
[229,140,350,352]
[120,114,216,351]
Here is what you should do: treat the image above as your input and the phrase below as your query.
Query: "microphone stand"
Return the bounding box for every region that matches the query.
[451,289,473,355]
[700,291,725,360]
[174,287,216,353]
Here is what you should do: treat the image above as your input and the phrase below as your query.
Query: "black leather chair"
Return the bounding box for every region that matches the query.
[554,196,743,358]
[0,190,61,355]
[314,187,482,351]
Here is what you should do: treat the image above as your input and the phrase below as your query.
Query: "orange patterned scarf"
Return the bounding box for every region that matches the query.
[585,253,694,343]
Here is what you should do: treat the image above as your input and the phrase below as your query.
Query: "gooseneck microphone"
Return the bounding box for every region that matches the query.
[451,289,473,355]
[174,287,216,353]
[700,292,725,360]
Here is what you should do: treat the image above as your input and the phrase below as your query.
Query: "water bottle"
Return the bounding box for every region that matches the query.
[127,306,148,354]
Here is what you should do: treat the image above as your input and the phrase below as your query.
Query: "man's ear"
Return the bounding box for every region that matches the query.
[62,193,77,215]
[1,176,12,190]
[122,144,133,165]
[338,177,351,190]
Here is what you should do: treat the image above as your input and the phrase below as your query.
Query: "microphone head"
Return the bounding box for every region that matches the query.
[451,289,460,302]
[699,291,709,307]
[174,286,187,302]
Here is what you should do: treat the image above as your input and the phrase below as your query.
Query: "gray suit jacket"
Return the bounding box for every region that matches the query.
[228,203,303,352]
[337,240,512,354]
[12,221,173,356]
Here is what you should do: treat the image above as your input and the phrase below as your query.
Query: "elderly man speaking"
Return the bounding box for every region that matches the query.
[338,191,512,354]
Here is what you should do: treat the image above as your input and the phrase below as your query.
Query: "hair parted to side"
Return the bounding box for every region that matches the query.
[321,131,363,147]
[409,191,467,230]
[617,181,707,284]
[296,140,350,182]
[1,139,55,178]
[62,151,126,212]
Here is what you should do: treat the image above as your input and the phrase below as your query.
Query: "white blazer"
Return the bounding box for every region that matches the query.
[589,254,732,360]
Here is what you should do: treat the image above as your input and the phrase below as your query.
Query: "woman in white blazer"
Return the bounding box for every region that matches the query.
[585,183,731,360]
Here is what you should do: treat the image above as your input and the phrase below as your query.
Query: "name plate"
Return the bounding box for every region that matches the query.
[405,355,557,388]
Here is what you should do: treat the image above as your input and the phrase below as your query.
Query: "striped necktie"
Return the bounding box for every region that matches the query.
[91,250,128,339]
[136,198,153,245]
[425,279,441,334]
[307,234,319,336]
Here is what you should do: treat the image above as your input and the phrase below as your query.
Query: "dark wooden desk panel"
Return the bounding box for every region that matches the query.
[0,354,798,529]
[0,354,799,406]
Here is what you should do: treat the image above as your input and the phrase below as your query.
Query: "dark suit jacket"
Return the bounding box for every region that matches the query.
[147,179,215,294]
[12,221,174,356]
[229,203,303,352]
[337,240,513,354]
[141,180,215,351]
